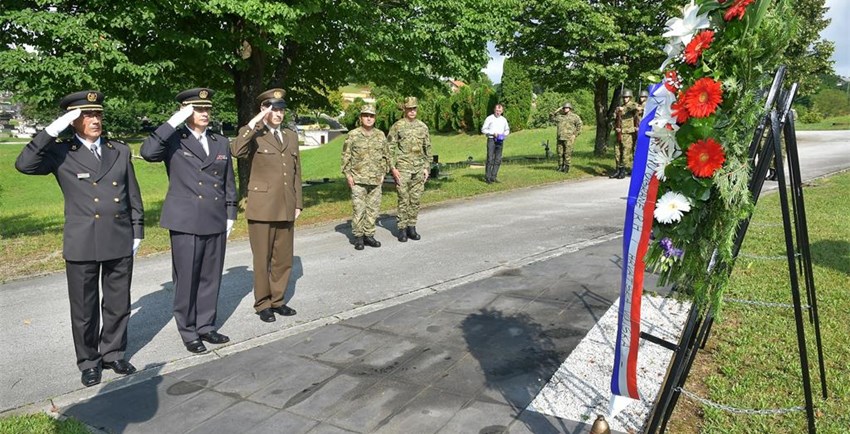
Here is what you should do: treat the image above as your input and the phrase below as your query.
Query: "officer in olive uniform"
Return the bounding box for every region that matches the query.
[342,104,392,250]
[141,88,237,353]
[231,88,301,323]
[388,97,431,242]
[15,91,144,387]
[612,89,640,179]
[550,102,583,173]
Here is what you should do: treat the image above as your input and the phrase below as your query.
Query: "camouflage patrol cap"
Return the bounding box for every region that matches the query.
[360,104,376,115]
[402,96,418,109]
[640,90,649,97]
[622,89,634,98]
[562,102,573,109]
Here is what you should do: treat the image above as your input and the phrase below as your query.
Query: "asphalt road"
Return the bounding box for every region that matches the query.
[1,130,847,413]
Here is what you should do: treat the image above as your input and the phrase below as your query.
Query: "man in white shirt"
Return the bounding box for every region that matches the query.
[480,104,510,184]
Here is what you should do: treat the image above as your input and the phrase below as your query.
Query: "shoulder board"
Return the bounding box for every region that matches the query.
[109,139,129,148]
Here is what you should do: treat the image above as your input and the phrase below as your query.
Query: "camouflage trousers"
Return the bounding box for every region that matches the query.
[615,133,636,169]
[396,170,426,229]
[350,183,383,237]
[557,136,576,167]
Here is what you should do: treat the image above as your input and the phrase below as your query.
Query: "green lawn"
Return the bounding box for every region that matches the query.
[669,171,850,433]
[796,114,850,131]
[0,126,613,281]
[0,413,89,434]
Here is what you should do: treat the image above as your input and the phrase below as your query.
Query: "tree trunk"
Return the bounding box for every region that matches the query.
[593,78,610,157]
[233,39,266,200]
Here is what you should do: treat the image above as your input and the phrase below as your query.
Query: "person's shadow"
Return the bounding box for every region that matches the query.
[62,364,164,433]
[283,256,303,305]
[462,308,579,433]
[125,265,253,360]
[334,213,400,246]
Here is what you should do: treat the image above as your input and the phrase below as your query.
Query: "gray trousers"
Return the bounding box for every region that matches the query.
[170,231,226,342]
[485,137,504,182]
[65,256,133,371]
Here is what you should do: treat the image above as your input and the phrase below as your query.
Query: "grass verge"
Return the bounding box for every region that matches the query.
[0,126,614,281]
[668,171,850,433]
[796,114,850,131]
[0,413,89,434]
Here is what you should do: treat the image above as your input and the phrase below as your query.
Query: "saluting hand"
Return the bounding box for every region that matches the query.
[45,109,82,137]
[167,104,195,128]
[247,105,272,130]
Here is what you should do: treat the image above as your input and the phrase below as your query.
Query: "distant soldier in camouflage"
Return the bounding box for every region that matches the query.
[550,102,583,173]
[612,89,640,179]
[342,104,392,250]
[637,89,649,119]
[387,96,431,242]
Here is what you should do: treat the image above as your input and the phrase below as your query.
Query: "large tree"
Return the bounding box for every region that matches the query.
[497,0,681,156]
[499,57,532,131]
[781,0,835,98]
[1,0,512,194]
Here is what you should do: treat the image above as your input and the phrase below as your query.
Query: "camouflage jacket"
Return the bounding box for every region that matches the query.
[341,127,391,186]
[617,101,640,134]
[553,112,583,140]
[387,119,431,172]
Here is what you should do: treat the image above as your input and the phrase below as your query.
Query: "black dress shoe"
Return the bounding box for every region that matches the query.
[407,226,421,241]
[354,236,364,250]
[271,305,297,316]
[81,367,101,387]
[398,228,408,242]
[257,308,276,322]
[184,339,208,354]
[200,331,230,345]
[363,235,381,248]
[103,359,136,375]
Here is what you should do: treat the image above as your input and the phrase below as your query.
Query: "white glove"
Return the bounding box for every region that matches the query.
[45,109,82,137]
[132,238,142,256]
[226,219,234,238]
[167,105,195,128]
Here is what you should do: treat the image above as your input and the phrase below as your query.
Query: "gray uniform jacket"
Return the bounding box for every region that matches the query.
[141,124,237,235]
[15,131,144,262]
[231,124,302,222]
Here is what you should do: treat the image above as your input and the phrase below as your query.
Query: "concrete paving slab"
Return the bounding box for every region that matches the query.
[250,410,319,434]
[372,387,469,434]
[388,345,466,386]
[436,399,519,434]
[246,360,339,409]
[286,374,379,421]
[271,324,363,359]
[325,379,422,432]
[132,389,239,434]
[186,400,277,434]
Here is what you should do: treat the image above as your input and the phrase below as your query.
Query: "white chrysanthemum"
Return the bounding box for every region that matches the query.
[663,1,711,47]
[654,191,691,224]
[660,43,683,70]
[648,102,679,133]
[649,141,681,181]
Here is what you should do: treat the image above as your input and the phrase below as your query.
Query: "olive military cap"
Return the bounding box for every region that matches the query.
[622,89,633,98]
[360,104,376,115]
[176,88,214,107]
[257,88,286,109]
[402,96,418,109]
[562,102,573,109]
[60,91,104,111]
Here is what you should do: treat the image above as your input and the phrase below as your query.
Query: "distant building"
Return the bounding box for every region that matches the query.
[446,79,466,93]
[341,90,375,104]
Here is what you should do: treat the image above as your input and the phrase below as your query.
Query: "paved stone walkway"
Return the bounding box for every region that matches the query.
[63,240,633,434]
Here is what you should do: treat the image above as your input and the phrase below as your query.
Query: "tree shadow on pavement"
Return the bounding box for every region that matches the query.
[462,308,583,433]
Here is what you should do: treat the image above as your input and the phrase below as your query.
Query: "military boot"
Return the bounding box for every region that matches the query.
[616,168,626,179]
[557,164,564,172]
[609,168,619,178]
[563,165,570,174]
[398,227,408,242]
[407,226,421,241]
[363,235,381,248]
[354,237,364,250]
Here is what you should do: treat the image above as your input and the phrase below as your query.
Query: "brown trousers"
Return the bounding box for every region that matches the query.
[248,220,294,311]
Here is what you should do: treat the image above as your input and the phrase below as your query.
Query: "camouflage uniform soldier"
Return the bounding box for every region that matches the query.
[342,104,392,250]
[637,90,649,119]
[388,96,431,242]
[612,89,640,179]
[550,102,583,173]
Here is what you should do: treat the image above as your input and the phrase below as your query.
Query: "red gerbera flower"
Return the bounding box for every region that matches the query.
[671,98,689,124]
[724,0,755,21]
[682,77,723,118]
[687,138,726,177]
[684,30,715,65]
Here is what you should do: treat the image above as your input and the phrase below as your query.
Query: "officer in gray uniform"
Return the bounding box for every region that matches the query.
[141,88,237,354]
[15,91,144,387]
